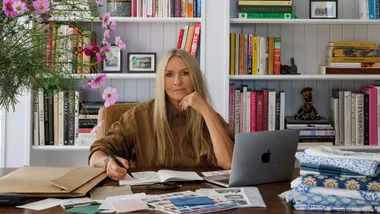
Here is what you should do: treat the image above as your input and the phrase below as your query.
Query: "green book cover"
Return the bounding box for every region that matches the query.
[238,6,293,13]
[239,13,296,19]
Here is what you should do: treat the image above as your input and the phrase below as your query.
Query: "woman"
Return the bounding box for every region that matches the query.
[89,48,234,181]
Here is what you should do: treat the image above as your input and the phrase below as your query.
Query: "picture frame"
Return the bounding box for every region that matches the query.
[309,0,338,19]
[102,44,122,73]
[127,52,156,73]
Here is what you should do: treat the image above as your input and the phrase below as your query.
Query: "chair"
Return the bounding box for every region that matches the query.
[95,103,138,141]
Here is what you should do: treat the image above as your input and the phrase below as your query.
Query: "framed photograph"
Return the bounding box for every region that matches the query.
[309,0,338,19]
[127,52,156,73]
[103,45,122,73]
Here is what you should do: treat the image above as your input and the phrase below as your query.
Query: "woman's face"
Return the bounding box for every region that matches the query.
[164,56,194,103]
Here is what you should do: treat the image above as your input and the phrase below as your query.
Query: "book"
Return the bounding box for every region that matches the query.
[119,170,203,186]
[238,5,292,13]
[327,41,378,48]
[238,12,296,19]
[319,66,380,75]
[238,1,292,6]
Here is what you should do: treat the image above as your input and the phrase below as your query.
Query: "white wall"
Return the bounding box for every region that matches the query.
[4,92,31,167]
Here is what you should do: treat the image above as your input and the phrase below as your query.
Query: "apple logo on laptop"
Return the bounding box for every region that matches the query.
[261,149,271,163]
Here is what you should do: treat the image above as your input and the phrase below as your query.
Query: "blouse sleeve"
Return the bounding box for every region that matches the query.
[217,113,235,143]
[88,110,136,162]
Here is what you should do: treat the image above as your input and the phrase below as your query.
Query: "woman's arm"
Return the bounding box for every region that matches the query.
[180,92,234,169]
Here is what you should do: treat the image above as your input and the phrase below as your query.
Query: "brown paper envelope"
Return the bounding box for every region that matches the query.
[0,166,107,197]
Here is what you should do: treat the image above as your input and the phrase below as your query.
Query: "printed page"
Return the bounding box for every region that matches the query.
[201,170,231,177]
[196,187,266,208]
[119,171,160,186]
[157,170,203,182]
[98,193,147,211]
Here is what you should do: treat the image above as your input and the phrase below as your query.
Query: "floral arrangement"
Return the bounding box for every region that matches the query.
[1,0,124,132]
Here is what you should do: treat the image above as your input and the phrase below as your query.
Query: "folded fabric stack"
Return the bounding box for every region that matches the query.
[279,146,380,212]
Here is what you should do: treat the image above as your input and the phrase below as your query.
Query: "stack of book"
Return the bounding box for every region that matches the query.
[237,0,295,19]
[319,41,380,75]
[285,116,335,147]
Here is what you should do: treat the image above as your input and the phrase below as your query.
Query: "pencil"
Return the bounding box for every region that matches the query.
[107,152,134,178]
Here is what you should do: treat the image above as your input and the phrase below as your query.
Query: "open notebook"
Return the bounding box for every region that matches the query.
[119,170,203,186]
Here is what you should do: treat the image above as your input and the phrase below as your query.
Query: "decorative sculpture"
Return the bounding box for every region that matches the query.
[294,87,320,120]
[280,57,300,75]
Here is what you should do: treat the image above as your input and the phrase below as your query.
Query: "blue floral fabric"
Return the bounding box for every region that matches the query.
[296,152,380,177]
[293,203,380,212]
[300,163,365,177]
[299,174,380,191]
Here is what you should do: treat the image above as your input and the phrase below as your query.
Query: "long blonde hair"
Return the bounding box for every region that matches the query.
[152,48,216,167]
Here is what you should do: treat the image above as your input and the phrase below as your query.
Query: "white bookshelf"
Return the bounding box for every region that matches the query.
[73,17,202,23]
[230,18,380,25]
[74,73,156,79]
[32,146,90,151]
[230,75,380,81]
[298,145,380,151]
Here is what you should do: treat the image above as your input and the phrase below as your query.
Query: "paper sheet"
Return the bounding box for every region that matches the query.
[90,185,132,200]
[201,170,231,177]
[110,199,150,213]
[16,198,67,211]
[119,171,160,186]
[98,193,147,211]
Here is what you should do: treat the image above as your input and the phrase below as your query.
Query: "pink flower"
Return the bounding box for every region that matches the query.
[88,74,107,89]
[103,29,110,38]
[102,12,111,28]
[12,0,27,15]
[115,36,126,51]
[91,120,104,135]
[95,0,104,6]
[81,44,100,56]
[95,46,110,62]
[102,87,118,108]
[3,0,17,18]
[33,0,50,14]
[109,21,117,32]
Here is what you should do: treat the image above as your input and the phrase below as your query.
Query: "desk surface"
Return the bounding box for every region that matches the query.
[0,168,344,214]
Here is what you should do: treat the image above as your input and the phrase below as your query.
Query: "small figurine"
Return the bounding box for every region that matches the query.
[294,87,320,120]
[280,57,300,75]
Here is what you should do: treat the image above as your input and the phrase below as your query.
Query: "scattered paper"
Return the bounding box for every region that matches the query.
[65,204,100,214]
[61,197,93,207]
[98,193,147,211]
[196,187,266,208]
[110,199,150,213]
[90,185,132,200]
[17,198,67,211]
[201,170,231,177]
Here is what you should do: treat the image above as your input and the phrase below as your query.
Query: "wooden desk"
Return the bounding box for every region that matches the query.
[0,168,303,214]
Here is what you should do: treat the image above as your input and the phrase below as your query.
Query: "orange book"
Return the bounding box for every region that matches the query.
[184,24,195,52]
[268,37,274,75]
[187,0,193,17]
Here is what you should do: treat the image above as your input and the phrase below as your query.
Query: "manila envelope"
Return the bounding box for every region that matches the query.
[0,166,107,197]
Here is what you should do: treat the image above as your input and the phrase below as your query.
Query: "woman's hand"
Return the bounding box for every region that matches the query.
[106,156,130,181]
[179,92,211,114]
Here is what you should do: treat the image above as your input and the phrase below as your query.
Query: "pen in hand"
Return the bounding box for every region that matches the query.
[107,152,135,178]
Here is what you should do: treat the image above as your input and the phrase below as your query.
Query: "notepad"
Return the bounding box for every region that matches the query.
[119,170,203,186]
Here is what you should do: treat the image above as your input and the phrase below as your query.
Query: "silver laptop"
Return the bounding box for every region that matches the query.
[204,129,300,187]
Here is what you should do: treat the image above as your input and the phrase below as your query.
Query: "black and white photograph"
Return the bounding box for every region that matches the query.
[309,0,337,19]
[103,44,122,73]
[127,52,156,73]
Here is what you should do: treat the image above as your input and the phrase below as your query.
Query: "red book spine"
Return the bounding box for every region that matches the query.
[325,67,380,74]
[262,90,269,131]
[176,29,185,49]
[132,0,137,17]
[256,92,263,132]
[274,37,281,75]
[229,84,235,133]
[250,91,257,132]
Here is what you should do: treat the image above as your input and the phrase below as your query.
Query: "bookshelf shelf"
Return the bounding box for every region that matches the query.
[73,73,156,80]
[73,17,202,23]
[230,18,380,25]
[298,145,380,151]
[229,74,380,80]
[32,146,90,151]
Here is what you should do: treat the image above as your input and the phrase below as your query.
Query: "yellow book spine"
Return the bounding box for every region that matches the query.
[328,41,378,49]
[328,57,380,62]
[252,36,258,75]
[230,33,236,75]
[268,37,274,75]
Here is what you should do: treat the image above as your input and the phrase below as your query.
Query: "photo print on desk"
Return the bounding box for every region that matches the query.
[103,44,122,73]
[309,0,338,19]
[127,52,156,73]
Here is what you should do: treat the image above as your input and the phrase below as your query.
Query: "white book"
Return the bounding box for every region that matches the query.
[259,37,266,75]
[241,86,247,132]
[280,92,285,130]
[33,90,39,146]
[58,91,64,146]
[358,0,369,19]
[147,0,153,17]
[74,91,79,145]
[268,91,276,131]
[142,0,147,17]
[181,25,188,49]
[38,88,45,146]
[351,93,356,145]
[246,91,251,133]
[344,90,352,146]
[119,170,203,186]
[338,90,345,146]
[330,97,340,146]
